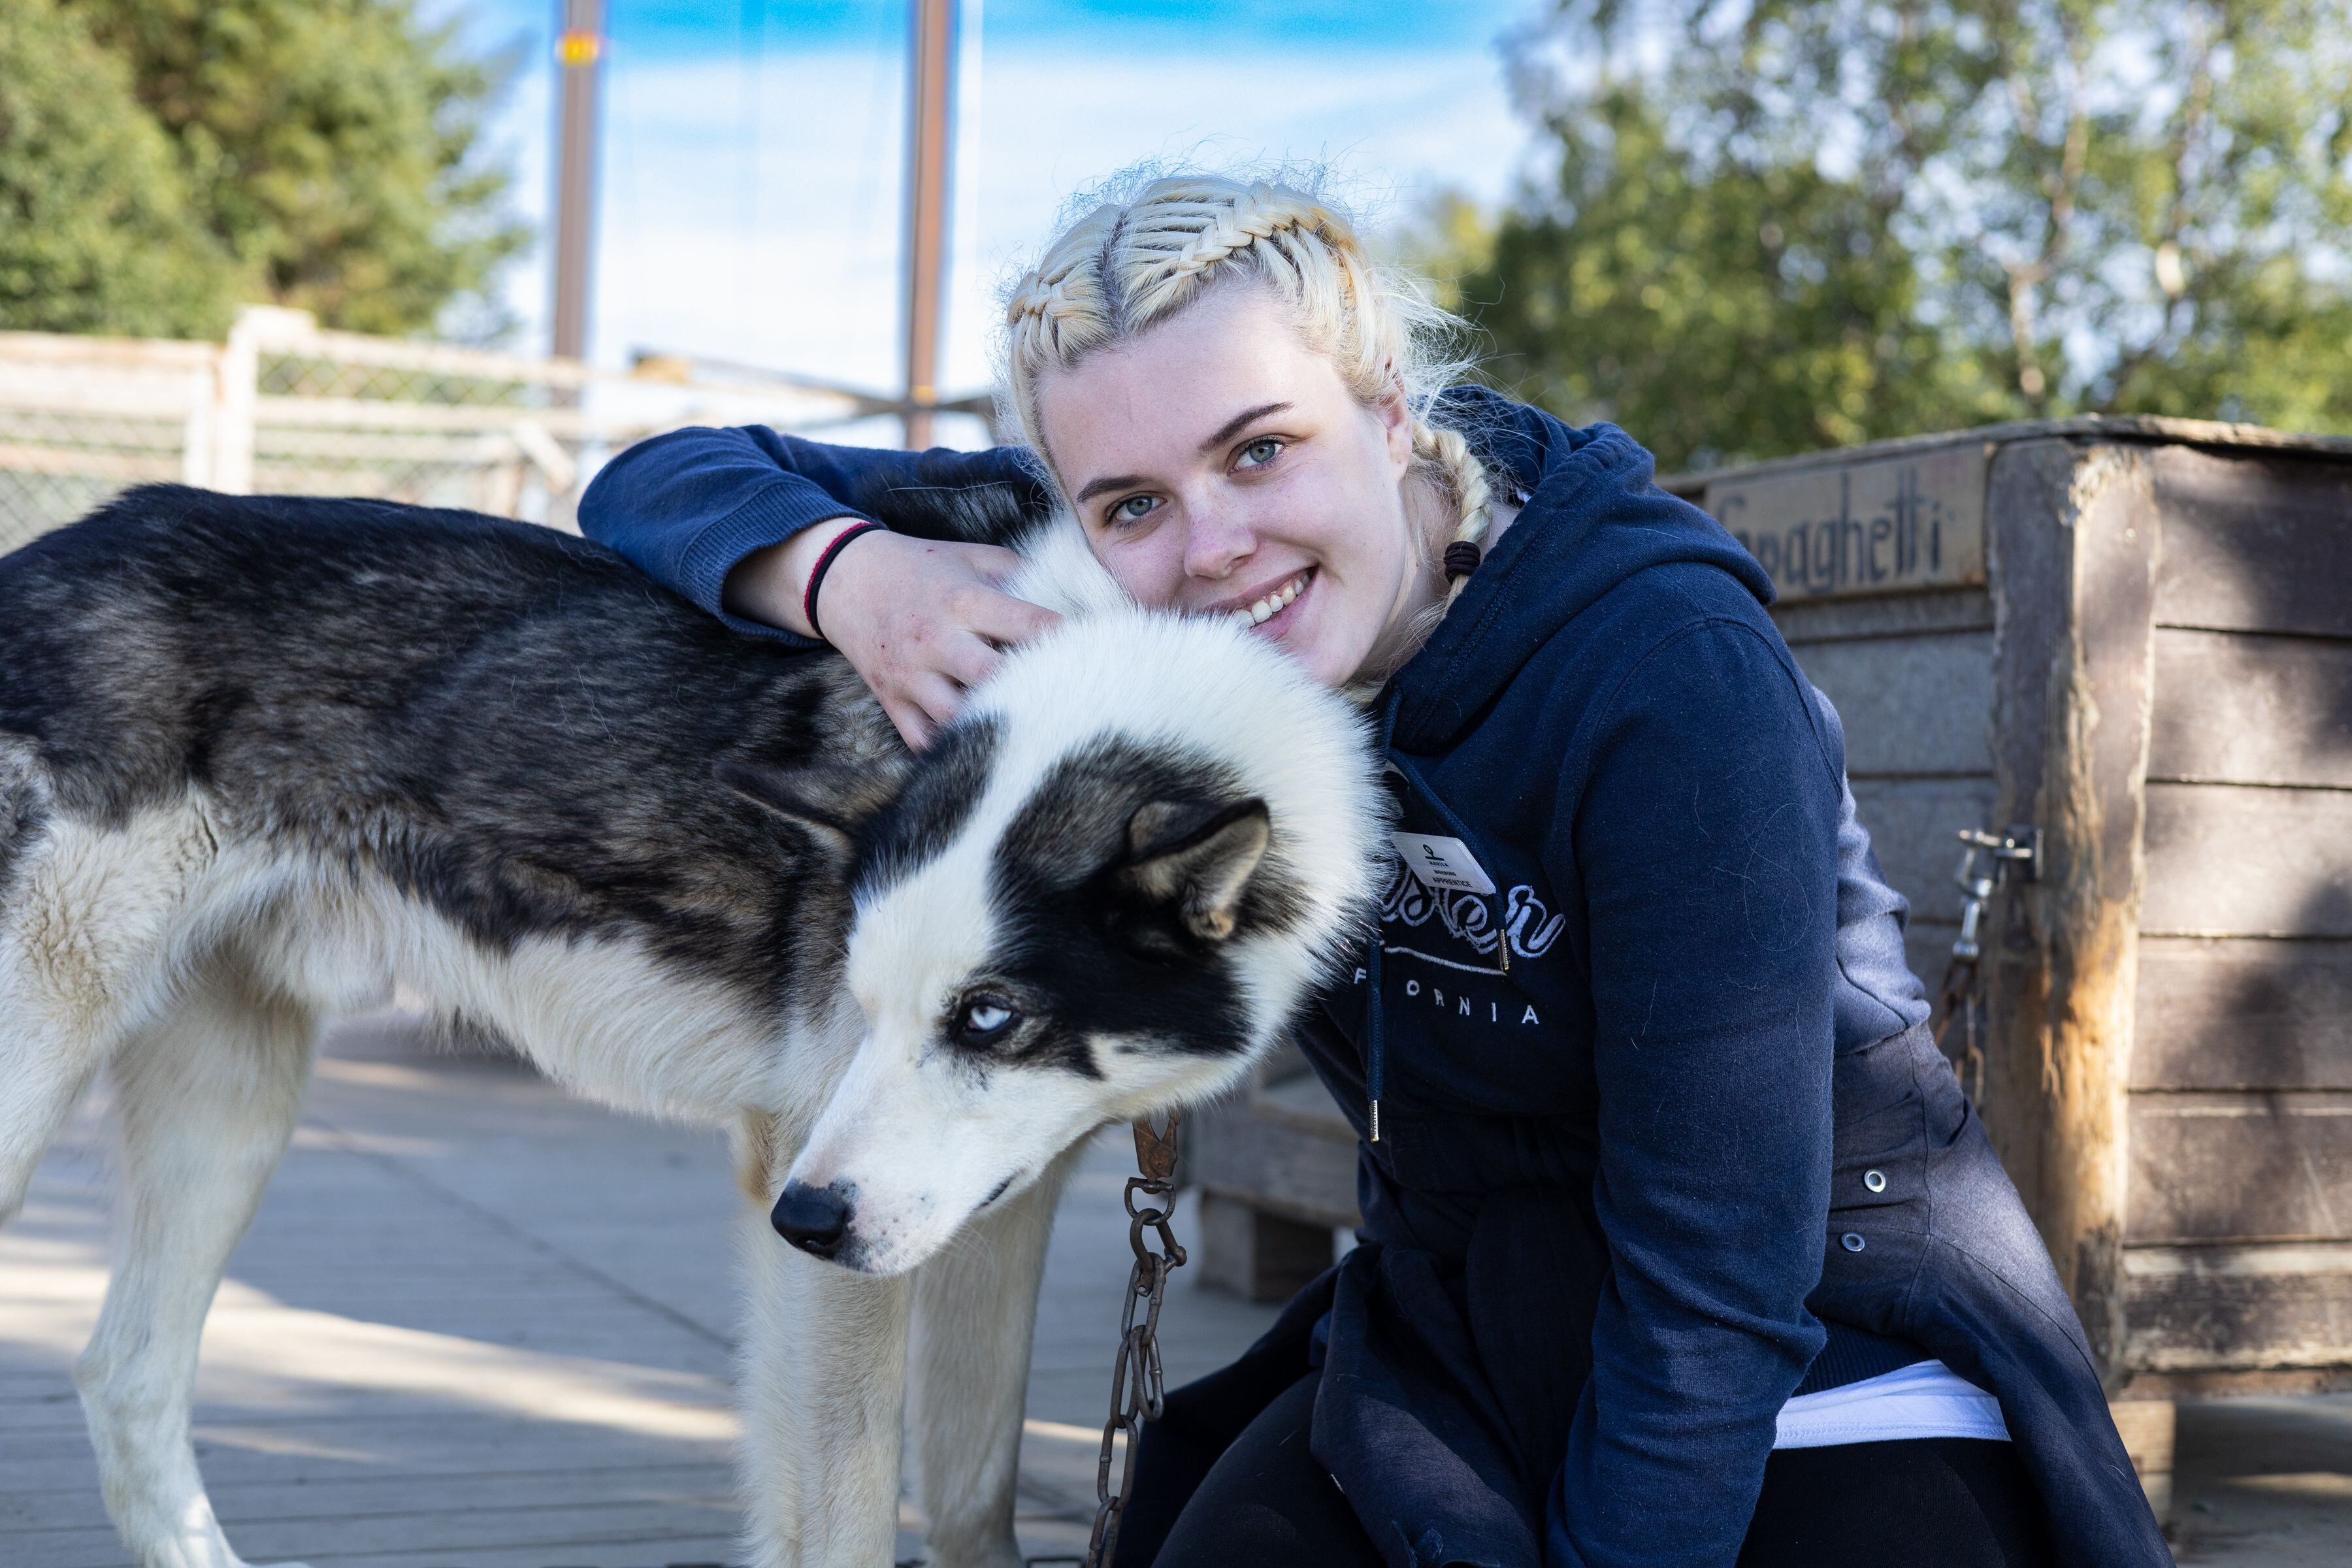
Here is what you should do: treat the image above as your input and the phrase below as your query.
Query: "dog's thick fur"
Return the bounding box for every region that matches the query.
[0,484,1384,1568]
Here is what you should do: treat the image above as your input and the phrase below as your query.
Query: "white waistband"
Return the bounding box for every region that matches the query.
[1773,1358,2012,1450]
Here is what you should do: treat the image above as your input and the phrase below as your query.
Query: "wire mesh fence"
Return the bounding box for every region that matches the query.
[0,307,871,556]
[0,335,215,554]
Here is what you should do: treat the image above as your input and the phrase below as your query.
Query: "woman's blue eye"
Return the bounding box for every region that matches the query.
[1110,495,1156,524]
[1238,438,1283,468]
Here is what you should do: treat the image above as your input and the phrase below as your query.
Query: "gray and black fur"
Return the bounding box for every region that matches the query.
[0,482,1384,1568]
[3,487,881,998]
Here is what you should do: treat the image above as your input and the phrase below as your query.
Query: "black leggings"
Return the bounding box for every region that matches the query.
[1133,1375,2055,1568]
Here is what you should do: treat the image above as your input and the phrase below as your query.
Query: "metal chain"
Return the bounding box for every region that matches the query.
[1081,1112,1186,1568]
[1933,944,1987,1105]
[1932,826,2038,1102]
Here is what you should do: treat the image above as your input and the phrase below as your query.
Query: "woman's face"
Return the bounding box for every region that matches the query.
[1032,282,1436,689]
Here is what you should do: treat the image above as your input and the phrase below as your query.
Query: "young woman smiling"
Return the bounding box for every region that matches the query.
[580,174,2169,1568]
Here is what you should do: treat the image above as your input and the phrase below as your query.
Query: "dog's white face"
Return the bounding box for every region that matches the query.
[791,769,1280,1273]
[747,595,1384,1276]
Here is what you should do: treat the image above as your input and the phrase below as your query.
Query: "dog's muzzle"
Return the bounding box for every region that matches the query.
[771,1179,855,1260]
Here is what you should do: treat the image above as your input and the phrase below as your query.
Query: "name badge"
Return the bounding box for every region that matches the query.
[1390,832,1496,896]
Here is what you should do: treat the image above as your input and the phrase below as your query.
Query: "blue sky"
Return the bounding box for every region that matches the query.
[440,1,1545,446]
[453,2,1534,58]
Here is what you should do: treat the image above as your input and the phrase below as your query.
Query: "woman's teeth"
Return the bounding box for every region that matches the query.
[1232,572,1309,627]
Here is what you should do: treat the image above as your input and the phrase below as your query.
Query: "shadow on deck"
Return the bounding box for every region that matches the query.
[4,1013,2348,1564]
[0,1012,1281,1567]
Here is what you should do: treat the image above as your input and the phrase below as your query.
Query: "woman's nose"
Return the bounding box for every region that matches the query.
[1181,506,1256,581]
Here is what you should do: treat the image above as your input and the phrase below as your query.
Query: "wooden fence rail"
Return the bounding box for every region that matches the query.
[0,306,868,552]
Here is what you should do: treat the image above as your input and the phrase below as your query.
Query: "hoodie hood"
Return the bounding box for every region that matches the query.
[1388,389,1775,751]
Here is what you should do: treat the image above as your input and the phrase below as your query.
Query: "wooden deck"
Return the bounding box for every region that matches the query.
[0,1012,1283,1567]
[3,1011,2347,1565]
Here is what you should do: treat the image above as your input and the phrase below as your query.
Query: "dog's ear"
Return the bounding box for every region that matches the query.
[1115,797,1270,943]
[716,759,904,857]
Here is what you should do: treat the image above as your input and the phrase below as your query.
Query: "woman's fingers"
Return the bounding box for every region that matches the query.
[956,540,1032,583]
[962,588,1062,650]
[943,543,1067,645]
[805,529,1068,751]
[880,696,933,753]
[939,631,1004,693]
[905,672,968,734]
[870,633,1006,750]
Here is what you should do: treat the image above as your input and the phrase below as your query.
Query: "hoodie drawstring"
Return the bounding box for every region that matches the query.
[1365,693,1402,1142]
[1364,694,1517,1145]
[1365,932,1386,1143]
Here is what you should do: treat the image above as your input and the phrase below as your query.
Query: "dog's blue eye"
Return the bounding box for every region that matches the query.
[955,998,1017,1044]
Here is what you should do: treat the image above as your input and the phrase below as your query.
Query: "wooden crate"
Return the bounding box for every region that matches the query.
[1677,415,2352,1419]
[1184,1041,1356,1301]
[1189,417,2352,1441]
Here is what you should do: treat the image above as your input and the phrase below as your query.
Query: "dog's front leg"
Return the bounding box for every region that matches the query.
[736,1181,913,1568]
[908,1144,1084,1568]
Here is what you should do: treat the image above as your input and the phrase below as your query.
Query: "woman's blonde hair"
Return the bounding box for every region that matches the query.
[998,169,1493,604]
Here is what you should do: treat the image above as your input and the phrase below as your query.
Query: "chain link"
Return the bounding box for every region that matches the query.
[1932,827,2037,1101]
[1082,1113,1185,1568]
[1933,945,1987,1104]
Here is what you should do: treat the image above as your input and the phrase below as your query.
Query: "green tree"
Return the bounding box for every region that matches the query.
[69,0,528,338]
[1448,0,2352,470]
[0,0,237,336]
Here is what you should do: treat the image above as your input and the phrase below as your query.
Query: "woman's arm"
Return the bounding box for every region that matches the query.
[1544,618,1843,1568]
[579,426,1061,746]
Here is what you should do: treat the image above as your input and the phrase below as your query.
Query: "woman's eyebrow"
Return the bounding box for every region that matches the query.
[1197,401,1292,455]
[1070,400,1295,504]
[1073,471,1150,504]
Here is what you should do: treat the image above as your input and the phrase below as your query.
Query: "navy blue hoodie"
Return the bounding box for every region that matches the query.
[580,393,2170,1568]
[1277,397,1924,1566]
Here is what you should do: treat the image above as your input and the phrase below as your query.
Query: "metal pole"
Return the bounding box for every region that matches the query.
[551,0,606,366]
[902,0,956,449]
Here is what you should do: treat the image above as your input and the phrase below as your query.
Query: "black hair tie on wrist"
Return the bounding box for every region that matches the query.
[1443,540,1482,582]
[802,520,887,642]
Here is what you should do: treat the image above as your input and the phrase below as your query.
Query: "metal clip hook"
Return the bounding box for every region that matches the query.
[1949,826,2040,960]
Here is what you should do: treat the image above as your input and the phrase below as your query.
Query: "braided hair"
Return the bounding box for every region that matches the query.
[999,172,1494,608]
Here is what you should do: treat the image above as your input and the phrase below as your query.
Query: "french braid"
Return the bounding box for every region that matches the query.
[1413,420,1494,603]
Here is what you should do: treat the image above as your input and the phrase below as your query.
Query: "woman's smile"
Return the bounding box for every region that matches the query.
[1036,284,1428,687]
[1218,565,1315,636]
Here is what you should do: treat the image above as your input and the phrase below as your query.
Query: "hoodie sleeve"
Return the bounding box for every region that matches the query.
[1543,616,1841,1568]
[576,425,1047,643]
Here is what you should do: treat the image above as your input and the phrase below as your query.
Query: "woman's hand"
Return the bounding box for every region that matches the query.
[724,519,1061,749]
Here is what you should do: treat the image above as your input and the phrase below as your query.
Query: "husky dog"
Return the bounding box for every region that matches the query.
[0,484,1384,1568]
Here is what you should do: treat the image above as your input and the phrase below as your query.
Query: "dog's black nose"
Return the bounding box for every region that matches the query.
[771,1180,853,1259]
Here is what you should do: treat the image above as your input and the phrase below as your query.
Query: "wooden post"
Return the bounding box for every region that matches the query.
[900,0,956,450]
[209,306,317,498]
[550,0,606,367]
[179,363,216,488]
[1982,441,2161,1380]
[210,311,264,495]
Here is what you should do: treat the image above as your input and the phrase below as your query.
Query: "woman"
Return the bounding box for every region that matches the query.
[580,174,2170,1568]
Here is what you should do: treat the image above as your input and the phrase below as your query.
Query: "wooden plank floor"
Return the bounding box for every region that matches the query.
[8,1013,2349,1565]
[0,1011,1282,1568]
